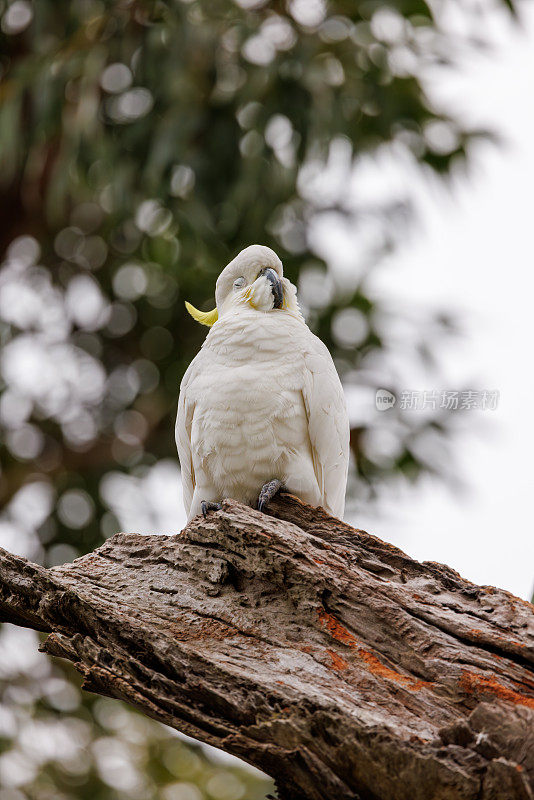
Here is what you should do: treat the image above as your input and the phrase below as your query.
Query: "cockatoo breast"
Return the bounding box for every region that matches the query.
[186,308,316,504]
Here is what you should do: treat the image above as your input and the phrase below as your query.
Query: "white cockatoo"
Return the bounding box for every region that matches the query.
[176,244,350,521]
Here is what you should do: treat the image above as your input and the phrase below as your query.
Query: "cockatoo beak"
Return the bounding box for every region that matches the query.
[259,267,283,309]
[184,302,218,327]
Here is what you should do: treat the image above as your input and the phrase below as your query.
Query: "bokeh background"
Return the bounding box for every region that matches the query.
[0,0,532,798]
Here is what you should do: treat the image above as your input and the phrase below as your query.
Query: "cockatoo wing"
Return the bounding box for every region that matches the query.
[301,334,350,519]
[175,360,197,517]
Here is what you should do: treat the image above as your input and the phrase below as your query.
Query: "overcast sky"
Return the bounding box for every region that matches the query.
[350,0,534,599]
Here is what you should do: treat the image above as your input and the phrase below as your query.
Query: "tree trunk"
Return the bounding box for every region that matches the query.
[0,494,533,800]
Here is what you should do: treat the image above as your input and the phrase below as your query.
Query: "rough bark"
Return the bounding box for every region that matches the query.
[0,494,533,800]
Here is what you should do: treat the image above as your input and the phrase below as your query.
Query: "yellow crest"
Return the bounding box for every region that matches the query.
[185,301,218,327]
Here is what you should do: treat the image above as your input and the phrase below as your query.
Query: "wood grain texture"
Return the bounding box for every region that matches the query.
[0,494,533,800]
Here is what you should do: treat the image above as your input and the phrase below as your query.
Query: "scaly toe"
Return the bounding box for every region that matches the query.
[257,480,285,513]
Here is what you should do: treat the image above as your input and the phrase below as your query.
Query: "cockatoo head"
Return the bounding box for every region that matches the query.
[185,244,301,327]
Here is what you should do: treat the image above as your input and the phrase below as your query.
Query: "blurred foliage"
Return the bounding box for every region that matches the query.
[0,0,514,797]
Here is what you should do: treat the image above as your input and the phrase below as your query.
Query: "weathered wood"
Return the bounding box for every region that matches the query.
[0,494,533,800]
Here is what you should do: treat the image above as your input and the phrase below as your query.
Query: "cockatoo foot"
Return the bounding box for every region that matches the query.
[257,479,285,513]
[201,501,222,518]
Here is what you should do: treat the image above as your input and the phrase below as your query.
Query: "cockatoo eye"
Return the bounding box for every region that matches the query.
[233,276,246,291]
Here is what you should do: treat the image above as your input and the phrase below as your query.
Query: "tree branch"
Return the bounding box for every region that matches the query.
[1,494,533,800]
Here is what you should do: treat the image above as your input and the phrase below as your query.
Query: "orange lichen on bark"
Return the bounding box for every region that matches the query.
[326,649,349,671]
[317,608,427,690]
[357,648,427,691]
[459,670,534,710]
[317,608,358,646]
